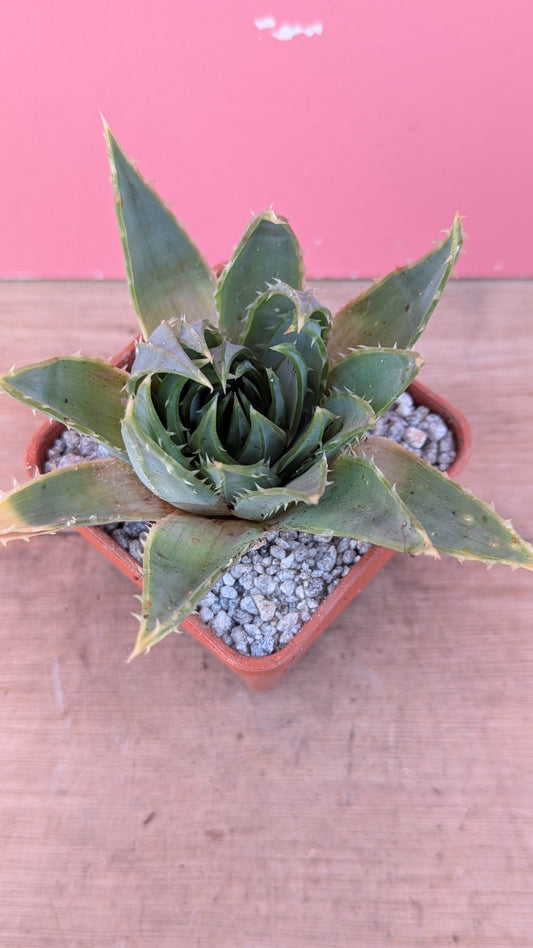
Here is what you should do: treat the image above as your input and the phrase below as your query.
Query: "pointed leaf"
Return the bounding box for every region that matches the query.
[327,348,423,417]
[269,344,307,441]
[240,287,295,353]
[104,121,216,338]
[122,397,229,514]
[188,398,234,463]
[154,373,190,442]
[275,407,335,478]
[242,284,330,354]
[321,390,376,457]
[170,315,214,359]
[291,322,331,416]
[128,376,193,466]
[208,340,247,391]
[279,454,434,553]
[356,435,533,568]
[221,393,250,457]
[216,210,304,341]
[265,368,286,427]
[1,357,128,458]
[131,514,265,656]
[0,457,174,541]
[129,322,212,389]
[203,458,280,503]
[328,215,463,359]
[236,407,287,465]
[233,454,328,521]
[255,316,331,423]
[178,378,210,431]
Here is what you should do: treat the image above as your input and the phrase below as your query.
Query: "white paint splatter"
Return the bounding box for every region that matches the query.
[254,15,276,30]
[254,17,323,40]
[273,22,323,41]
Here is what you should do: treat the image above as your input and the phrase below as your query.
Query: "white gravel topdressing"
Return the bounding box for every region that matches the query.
[196,530,373,656]
[44,390,456,657]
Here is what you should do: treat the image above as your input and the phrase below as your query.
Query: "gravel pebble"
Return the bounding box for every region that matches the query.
[220,585,238,601]
[424,412,449,442]
[403,426,428,450]
[240,595,259,616]
[211,610,233,636]
[253,574,277,596]
[277,611,301,634]
[252,594,277,622]
[231,628,250,654]
[394,391,415,418]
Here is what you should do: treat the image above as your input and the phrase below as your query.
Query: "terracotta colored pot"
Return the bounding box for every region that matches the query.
[25,340,472,691]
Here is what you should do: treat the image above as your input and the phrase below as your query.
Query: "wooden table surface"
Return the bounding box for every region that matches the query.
[1,280,532,947]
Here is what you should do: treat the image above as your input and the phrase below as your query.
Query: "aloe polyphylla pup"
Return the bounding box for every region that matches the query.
[1,123,532,659]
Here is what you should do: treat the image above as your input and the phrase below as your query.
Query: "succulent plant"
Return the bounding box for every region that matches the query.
[1,123,532,659]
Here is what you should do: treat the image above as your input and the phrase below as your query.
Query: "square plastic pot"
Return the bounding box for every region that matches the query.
[25,339,472,691]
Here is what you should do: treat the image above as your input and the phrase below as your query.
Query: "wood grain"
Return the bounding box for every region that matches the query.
[0,280,532,947]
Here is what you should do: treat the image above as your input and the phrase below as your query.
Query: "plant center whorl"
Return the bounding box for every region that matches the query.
[126,300,335,508]
[190,356,275,461]
[152,340,296,470]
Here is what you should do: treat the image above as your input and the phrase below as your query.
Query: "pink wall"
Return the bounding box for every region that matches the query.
[2,1,533,278]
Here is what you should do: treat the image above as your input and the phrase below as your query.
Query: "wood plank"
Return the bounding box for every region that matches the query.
[0,280,532,947]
